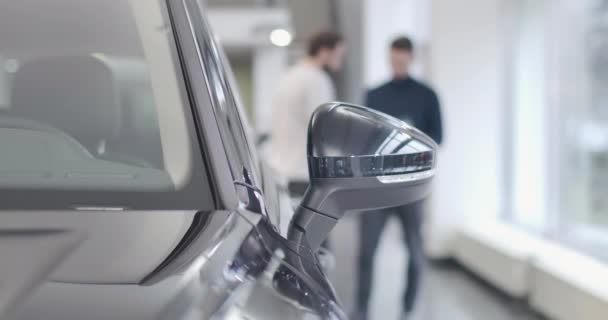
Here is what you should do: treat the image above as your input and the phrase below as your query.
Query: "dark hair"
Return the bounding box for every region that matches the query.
[391,36,414,52]
[307,31,343,57]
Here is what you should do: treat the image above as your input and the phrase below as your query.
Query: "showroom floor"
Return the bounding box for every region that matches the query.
[328,216,541,320]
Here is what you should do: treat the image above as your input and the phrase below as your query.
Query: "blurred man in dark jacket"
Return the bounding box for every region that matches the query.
[355,36,443,320]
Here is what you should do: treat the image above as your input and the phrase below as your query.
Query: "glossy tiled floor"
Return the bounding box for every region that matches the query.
[328,217,541,320]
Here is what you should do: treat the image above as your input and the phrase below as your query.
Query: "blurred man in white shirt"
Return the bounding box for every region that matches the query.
[269,31,346,196]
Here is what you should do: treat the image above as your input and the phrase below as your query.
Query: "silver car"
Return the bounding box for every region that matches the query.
[0,0,437,319]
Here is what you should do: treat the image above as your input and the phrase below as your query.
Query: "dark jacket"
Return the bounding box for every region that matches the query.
[366,77,443,145]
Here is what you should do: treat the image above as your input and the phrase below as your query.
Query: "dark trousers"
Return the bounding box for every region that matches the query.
[356,201,426,314]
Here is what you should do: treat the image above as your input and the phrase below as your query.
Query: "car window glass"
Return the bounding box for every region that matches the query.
[0,0,212,209]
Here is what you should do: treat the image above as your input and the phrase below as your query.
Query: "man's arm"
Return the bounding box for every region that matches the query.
[427,90,443,145]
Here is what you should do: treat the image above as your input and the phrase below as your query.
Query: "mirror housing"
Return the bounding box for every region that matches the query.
[289,103,438,250]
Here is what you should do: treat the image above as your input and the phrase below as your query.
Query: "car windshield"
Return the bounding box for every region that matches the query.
[0,0,211,209]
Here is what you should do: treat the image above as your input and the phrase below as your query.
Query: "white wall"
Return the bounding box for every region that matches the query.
[426,0,505,256]
[363,0,430,88]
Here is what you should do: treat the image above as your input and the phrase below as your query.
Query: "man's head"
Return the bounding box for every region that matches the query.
[307,31,346,72]
[390,36,414,79]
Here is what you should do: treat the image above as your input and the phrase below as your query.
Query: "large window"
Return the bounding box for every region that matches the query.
[508,0,608,260]
[0,0,212,209]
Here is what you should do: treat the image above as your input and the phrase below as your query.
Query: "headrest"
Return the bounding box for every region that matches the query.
[11,56,122,147]
[93,56,156,133]
[93,56,164,168]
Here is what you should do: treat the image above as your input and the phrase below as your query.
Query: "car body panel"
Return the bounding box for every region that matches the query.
[13,211,346,320]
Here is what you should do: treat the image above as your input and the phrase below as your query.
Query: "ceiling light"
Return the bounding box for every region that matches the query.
[270,29,292,47]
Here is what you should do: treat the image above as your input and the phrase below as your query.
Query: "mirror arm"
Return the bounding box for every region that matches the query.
[289,204,338,251]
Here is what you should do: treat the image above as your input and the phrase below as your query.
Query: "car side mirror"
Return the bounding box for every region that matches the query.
[288,103,438,250]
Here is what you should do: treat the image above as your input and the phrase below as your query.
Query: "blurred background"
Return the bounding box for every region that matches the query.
[202,0,608,319]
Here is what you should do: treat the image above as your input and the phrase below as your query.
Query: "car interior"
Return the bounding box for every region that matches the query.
[11,55,164,168]
[0,0,194,191]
